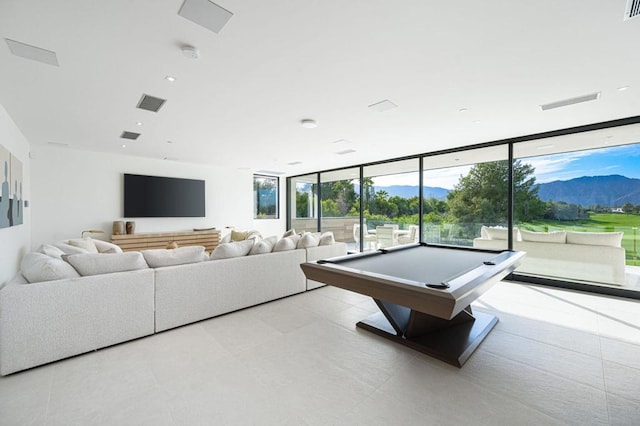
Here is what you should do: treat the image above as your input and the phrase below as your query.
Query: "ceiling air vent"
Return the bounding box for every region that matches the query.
[136,94,166,112]
[625,0,640,20]
[540,92,600,111]
[120,131,141,140]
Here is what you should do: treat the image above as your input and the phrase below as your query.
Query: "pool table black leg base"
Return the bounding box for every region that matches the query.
[356,310,498,368]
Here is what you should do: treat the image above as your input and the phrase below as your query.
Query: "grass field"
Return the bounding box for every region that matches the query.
[520,213,640,266]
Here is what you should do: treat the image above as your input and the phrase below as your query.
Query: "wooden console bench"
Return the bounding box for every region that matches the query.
[111,230,221,252]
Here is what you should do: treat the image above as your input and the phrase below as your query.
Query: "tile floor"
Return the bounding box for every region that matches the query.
[1,281,639,425]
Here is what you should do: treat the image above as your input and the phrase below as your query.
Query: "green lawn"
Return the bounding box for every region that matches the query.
[520,213,640,266]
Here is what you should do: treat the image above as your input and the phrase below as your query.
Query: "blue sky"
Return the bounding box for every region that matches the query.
[372,143,640,189]
[523,144,640,184]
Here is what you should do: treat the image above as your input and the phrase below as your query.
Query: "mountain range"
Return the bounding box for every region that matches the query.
[375,175,640,207]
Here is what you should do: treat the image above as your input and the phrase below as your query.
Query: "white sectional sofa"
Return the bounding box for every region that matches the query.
[0,236,347,376]
[473,227,626,286]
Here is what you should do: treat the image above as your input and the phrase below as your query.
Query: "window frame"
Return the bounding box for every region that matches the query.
[253,174,279,220]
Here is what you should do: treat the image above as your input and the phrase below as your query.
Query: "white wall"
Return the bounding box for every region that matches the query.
[0,104,31,285]
[30,145,286,248]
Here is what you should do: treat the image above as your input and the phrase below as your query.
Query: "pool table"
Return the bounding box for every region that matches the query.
[300,243,525,367]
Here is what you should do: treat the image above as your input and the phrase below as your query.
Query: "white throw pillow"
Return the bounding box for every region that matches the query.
[93,239,123,254]
[520,230,566,244]
[37,244,67,259]
[297,232,320,249]
[566,231,623,248]
[141,246,207,268]
[273,236,297,252]
[282,228,296,238]
[53,242,92,254]
[249,236,278,255]
[210,239,255,260]
[67,238,99,254]
[221,233,232,244]
[246,230,262,241]
[319,231,336,246]
[65,252,149,276]
[482,226,518,241]
[21,252,80,283]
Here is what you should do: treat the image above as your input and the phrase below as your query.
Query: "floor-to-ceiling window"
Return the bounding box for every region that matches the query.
[286,117,640,298]
[423,146,509,248]
[288,173,318,233]
[363,159,420,250]
[513,125,640,292]
[319,168,360,247]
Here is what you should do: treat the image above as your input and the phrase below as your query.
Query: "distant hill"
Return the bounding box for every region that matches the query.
[536,175,640,207]
[374,185,449,200]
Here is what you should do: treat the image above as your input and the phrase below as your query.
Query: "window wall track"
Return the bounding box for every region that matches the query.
[287,115,640,300]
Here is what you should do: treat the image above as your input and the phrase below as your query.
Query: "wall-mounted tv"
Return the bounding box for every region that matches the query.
[124,174,205,218]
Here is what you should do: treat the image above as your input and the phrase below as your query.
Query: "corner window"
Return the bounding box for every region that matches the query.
[254,175,279,219]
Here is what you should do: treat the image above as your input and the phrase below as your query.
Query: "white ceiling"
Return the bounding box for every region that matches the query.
[1,0,639,176]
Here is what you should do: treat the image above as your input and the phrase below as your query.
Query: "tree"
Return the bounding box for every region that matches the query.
[446,159,545,225]
[623,202,634,214]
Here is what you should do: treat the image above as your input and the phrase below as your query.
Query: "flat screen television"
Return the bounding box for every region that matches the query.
[124,174,205,218]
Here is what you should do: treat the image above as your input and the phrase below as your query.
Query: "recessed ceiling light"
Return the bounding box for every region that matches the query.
[287,161,302,166]
[301,119,317,128]
[368,100,398,112]
[336,149,356,155]
[121,144,127,148]
[617,86,630,91]
[167,140,173,144]
[458,108,468,113]
[136,122,143,126]
[165,76,176,82]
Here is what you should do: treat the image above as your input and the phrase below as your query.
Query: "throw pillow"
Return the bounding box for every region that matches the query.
[52,241,91,254]
[231,230,249,241]
[566,231,623,248]
[520,230,566,243]
[273,236,298,252]
[210,239,255,260]
[141,246,207,268]
[282,228,296,238]
[37,244,66,259]
[93,239,124,253]
[246,230,262,240]
[319,231,336,246]
[221,233,232,244]
[67,237,100,254]
[21,252,81,283]
[65,252,149,276]
[482,226,518,241]
[249,235,278,255]
[297,232,320,249]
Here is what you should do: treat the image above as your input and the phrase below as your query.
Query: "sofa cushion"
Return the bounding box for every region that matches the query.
[566,231,623,248]
[520,230,566,243]
[297,232,320,249]
[67,237,100,253]
[65,252,149,276]
[319,231,336,246]
[210,239,254,260]
[249,235,278,255]
[21,252,81,283]
[481,226,518,241]
[141,246,207,268]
